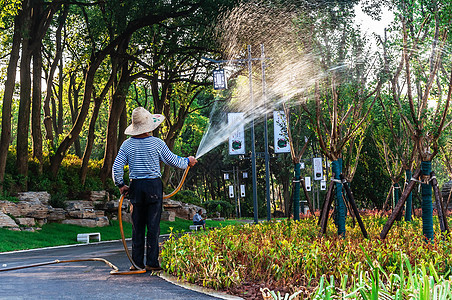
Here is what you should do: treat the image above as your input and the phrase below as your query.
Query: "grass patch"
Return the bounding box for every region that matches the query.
[0,218,241,252]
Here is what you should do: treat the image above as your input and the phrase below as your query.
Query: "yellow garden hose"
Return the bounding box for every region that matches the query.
[0,166,191,275]
[163,166,190,199]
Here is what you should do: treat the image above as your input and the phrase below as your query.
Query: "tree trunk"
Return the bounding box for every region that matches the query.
[421,160,434,242]
[42,5,67,149]
[332,158,346,237]
[405,169,413,221]
[80,96,102,185]
[57,53,64,135]
[32,43,43,164]
[100,59,131,184]
[68,71,82,157]
[49,63,98,176]
[16,5,33,185]
[293,162,301,221]
[0,10,23,192]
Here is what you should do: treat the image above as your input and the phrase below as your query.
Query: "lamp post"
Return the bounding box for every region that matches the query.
[203,44,271,224]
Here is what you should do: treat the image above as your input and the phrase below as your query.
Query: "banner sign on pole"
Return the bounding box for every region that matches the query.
[228,113,245,155]
[229,185,234,198]
[273,111,290,153]
[305,177,311,191]
[320,180,326,191]
[240,184,246,197]
[313,157,323,180]
[213,69,227,90]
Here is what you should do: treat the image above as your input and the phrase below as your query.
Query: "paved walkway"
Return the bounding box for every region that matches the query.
[0,239,242,300]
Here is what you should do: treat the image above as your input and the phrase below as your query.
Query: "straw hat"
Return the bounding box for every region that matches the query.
[124,107,165,136]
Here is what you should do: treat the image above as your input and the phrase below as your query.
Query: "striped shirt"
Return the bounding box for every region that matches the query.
[112,136,189,186]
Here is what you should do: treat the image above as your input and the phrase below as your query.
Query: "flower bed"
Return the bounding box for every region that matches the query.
[161,215,452,299]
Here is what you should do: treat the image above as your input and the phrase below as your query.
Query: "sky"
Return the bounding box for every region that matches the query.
[354,4,395,39]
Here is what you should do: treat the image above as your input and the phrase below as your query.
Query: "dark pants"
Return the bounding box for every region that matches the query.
[129,178,163,268]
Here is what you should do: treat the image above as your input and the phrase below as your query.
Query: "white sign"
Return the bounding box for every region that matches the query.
[313,157,323,180]
[273,111,290,153]
[229,185,234,198]
[242,172,248,178]
[224,173,229,180]
[305,176,311,191]
[213,69,227,90]
[228,113,245,155]
[320,180,326,191]
[240,184,246,197]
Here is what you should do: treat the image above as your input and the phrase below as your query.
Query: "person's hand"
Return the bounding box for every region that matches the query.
[119,185,129,195]
[188,156,198,167]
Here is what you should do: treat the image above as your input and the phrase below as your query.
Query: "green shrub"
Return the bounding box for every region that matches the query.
[204,200,234,217]
[161,215,452,293]
[49,192,67,209]
[171,190,201,206]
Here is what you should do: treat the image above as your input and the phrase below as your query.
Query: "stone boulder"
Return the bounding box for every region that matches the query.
[163,199,205,220]
[0,200,49,219]
[0,212,18,228]
[17,191,50,205]
[66,200,94,211]
[161,210,175,222]
[62,217,110,227]
[62,219,97,227]
[47,208,66,221]
[90,191,109,204]
[96,216,110,227]
[16,217,35,226]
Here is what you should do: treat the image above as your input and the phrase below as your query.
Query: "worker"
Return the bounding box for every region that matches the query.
[193,208,206,230]
[112,107,197,271]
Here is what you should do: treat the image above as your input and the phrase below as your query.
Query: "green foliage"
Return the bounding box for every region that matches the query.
[162,214,452,294]
[204,200,234,217]
[171,190,202,206]
[2,149,107,199]
[49,192,67,209]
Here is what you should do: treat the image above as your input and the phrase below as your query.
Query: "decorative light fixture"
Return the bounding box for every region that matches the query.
[213,69,227,90]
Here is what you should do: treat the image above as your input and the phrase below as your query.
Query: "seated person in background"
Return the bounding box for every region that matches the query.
[193,209,206,230]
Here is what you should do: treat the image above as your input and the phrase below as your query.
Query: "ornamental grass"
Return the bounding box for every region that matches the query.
[160,214,452,298]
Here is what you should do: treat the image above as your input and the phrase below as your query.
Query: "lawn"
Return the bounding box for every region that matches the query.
[0,217,239,252]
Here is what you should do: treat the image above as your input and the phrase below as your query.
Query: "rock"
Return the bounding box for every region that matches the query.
[36,219,47,226]
[0,199,50,219]
[161,211,175,222]
[163,199,205,220]
[121,212,132,224]
[68,210,97,219]
[66,200,94,210]
[17,191,50,205]
[104,198,129,212]
[16,218,35,226]
[48,208,66,221]
[62,219,97,227]
[94,210,105,218]
[0,212,19,228]
[96,216,109,227]
[22,227,37,232]
[212,217,225,221]
[90,191,109,203]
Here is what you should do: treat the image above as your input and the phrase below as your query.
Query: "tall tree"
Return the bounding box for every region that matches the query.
[0,1,23,192]
[49,0,202,176]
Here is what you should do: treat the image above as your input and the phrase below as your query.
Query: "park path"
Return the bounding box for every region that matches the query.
[0,238,242,300]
